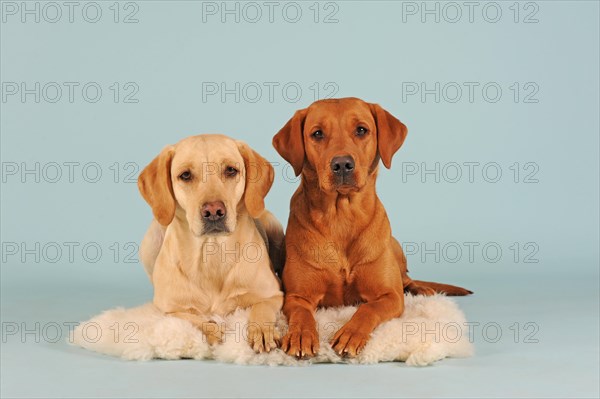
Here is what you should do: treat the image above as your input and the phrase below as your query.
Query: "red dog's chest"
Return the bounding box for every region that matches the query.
[319,267,363,307]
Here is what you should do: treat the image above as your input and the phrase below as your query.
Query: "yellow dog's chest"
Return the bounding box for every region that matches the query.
[187,253,250,314]
[153,246,250,316]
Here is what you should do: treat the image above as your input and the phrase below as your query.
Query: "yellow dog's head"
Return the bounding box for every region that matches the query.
[138,134,273,236]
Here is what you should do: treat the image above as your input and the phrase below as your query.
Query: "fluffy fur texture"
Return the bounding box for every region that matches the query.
[71,294,472,366]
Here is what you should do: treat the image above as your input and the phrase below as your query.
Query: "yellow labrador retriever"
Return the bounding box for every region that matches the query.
[137,134,284,353]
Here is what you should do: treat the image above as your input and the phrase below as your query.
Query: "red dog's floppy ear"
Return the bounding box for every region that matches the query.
[138,146,176,226]
[237,141,275,218]
[370,103,408,169]
[272,108,307,176]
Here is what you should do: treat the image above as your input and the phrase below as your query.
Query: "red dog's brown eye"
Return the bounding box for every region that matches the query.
[356,126,368,136]
[224,166,238,177]
[311,130,324,140]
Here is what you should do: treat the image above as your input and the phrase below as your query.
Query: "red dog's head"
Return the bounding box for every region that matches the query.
[273,97,407,194]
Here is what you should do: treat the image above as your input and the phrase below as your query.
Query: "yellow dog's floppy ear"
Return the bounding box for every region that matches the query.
[272,108,307,176]
[138,146,176,226]
[237,141,274,218]
[370,103,408,169]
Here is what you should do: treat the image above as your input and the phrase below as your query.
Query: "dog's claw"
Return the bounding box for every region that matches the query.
[247,322,279,354]
[331,324,369,358]
[282,328,319,359]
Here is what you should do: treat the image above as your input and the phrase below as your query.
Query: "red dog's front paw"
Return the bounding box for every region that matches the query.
[281,328,320,358]
[330,325,370,357]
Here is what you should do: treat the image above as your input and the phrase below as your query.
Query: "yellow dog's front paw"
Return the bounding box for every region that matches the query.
[201,321,223,345]
[247,322,280,353]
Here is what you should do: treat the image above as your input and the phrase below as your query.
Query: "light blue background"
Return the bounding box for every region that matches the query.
[1,1,598,398]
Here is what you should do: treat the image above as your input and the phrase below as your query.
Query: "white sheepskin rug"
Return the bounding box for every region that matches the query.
[71,294,473,366]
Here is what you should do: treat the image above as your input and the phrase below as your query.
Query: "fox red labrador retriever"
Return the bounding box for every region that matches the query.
[273,97,471,358]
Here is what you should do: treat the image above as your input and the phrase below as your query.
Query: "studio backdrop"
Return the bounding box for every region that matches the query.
[1,1,598,398]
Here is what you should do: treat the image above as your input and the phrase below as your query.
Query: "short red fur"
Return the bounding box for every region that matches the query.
[273,97,472,358]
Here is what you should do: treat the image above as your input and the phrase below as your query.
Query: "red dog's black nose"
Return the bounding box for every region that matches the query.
[330,155,355,175]
[202,201,226,221]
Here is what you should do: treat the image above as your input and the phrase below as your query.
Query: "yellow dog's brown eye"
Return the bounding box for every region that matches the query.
[224,166,238,177]
[311,130,324,140]
[356,126,368,136]
[179,171,192,181]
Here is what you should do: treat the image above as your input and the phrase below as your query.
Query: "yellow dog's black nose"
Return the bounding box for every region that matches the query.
[202,201,226,221]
